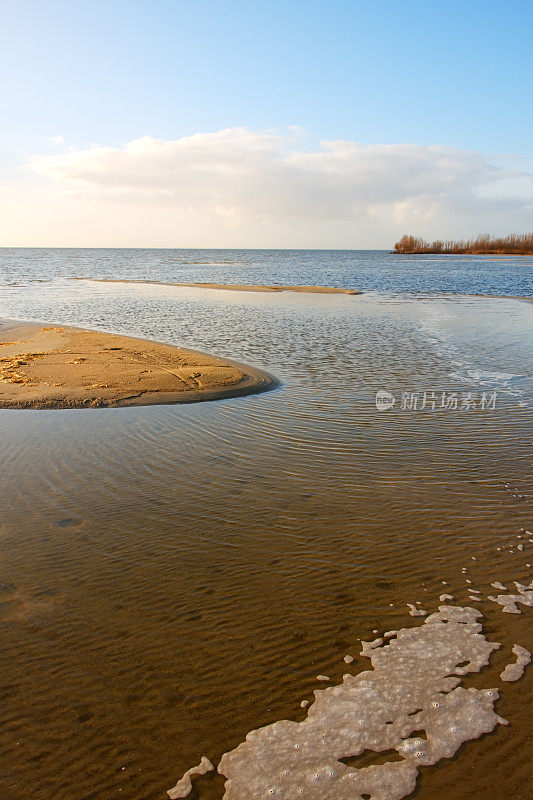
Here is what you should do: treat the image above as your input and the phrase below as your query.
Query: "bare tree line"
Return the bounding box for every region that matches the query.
[394,233,533,255]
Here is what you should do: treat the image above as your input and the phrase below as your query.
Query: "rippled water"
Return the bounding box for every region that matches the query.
[0,247,532,295]
[0,252,532,800]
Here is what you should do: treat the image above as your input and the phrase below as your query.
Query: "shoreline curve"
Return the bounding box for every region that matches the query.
[0,319,279,410]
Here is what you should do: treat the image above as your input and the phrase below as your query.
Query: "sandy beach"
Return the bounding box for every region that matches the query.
[0,321,276,409]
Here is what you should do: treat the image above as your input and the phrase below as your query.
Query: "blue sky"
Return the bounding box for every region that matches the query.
[1,0,532,246]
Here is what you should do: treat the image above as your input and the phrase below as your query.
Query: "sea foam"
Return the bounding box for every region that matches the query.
[217,605,507,800]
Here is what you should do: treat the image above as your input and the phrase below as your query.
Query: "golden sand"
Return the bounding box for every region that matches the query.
[181,282,361,294]
[81,278,362,294]
[0,322,275,409]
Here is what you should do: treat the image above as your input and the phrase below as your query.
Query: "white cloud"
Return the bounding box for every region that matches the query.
[47,134,65,145]
[3,128,532,246]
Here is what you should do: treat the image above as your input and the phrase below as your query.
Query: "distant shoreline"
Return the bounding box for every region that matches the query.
[393,250,533,256]
[393,233,533,256]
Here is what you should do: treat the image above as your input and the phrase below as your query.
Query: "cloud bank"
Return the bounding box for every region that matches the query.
[3,128,533,246]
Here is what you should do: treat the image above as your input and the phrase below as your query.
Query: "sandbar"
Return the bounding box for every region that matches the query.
[0,321,277,409]
[179,282,361,294]
[79,279,361,295]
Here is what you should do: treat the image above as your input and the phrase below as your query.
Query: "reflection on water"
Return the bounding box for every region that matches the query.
[0,247,532,295]
[0,282,531,800]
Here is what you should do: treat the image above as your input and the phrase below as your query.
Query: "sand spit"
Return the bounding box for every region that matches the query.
[78,278,362,295]
[181,282,361,294]
[0,321,277,409]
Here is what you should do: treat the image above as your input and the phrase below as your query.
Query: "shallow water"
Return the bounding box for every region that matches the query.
[0,257,532,800]
[0,247,532,295]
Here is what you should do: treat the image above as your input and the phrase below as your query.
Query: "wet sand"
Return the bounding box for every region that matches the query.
[0,321,276,409]
[78,279,362,294]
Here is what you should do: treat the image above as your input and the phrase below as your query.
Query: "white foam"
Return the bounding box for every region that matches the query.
[360,637,384,656]
[500,645,531,682]
[167,756,214,799]
[343,655,354,664]
[317,675,330,681]
[407,603,427,617]
[488,580,533,614]
[218,606,506,800]
[439,594,454,602]
[491,582,507,591]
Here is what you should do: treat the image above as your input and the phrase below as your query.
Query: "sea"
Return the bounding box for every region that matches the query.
[0,247,532,295]
[0,249,531,800]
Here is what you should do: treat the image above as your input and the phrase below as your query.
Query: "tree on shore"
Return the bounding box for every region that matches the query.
[394,233,533,255]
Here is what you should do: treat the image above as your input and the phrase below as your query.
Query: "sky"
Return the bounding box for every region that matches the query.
[1,0,532,248]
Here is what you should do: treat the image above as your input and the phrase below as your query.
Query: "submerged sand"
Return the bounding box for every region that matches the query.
[0,321,276,409]
[184,282,361,294]
[81,279,362,294]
